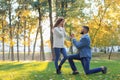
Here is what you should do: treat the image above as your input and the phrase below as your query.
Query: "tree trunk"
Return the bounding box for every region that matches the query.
[9,1,14,61]
[65,0,68,8]
[32,27,39,60]
[55,0,58,19]
[28,32,31,55]
[61,0,65,16]
[48,0,55,60]
[104,47,107,54]
[118,46,120,52]
[17,17,20,61]
[24,20,26,60]
[8,47,11,60]
[38,6,45,61]
[2,17,5,61]
[108,46,114,60]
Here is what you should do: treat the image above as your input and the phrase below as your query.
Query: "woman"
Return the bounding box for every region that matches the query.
[53,17,68,74]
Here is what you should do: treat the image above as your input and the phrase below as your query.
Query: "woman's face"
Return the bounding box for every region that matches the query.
[59,20,65,26]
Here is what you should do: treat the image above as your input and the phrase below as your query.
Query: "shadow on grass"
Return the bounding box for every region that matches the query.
[0,61,120,80]
[0,63,25,71]
[0,62,49,71]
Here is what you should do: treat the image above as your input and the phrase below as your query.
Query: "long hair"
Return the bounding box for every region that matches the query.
[53,17,64,28]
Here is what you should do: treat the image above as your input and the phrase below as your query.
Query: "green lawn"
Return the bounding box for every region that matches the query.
[0,60,120,80]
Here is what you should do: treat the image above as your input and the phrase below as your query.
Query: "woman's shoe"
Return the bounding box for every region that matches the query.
[58,65,62,71]
[72,71,79,75]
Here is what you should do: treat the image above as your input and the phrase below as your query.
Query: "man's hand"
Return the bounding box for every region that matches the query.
[70,34,75,39]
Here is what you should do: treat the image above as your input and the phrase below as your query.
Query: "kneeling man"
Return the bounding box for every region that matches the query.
[68,26,107,75]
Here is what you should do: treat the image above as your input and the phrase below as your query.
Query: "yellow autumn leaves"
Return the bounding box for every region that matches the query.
[0,9,38,47]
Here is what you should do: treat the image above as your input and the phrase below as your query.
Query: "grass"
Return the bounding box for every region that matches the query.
[0,59,120,80]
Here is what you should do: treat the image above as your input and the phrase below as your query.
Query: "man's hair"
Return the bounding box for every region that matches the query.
[83,26,89,32]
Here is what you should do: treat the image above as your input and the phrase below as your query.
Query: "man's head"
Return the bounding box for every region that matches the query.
[80,26,89,34]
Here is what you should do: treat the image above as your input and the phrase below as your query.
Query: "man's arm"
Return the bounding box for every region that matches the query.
[72,38,88,49]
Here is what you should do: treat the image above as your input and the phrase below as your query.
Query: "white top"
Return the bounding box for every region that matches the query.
[53,27,67,48]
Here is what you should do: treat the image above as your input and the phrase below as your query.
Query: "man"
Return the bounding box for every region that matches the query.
[68,26,107,75]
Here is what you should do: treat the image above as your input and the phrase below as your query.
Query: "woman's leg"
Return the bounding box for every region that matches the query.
[59,48,68,66]
[54,48,61,70]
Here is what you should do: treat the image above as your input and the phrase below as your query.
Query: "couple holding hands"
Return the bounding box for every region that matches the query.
[52,17,107,75]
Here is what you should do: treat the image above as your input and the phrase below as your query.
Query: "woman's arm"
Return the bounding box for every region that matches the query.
[64,32,70,40]
[63,28,70,40]
[54,27,64,37]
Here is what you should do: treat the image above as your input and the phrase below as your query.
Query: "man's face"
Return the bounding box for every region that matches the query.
[80,27,85,34]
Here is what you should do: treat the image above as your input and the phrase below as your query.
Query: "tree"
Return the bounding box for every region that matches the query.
[17,15,20,61]
[38,1,45,61]
[0,15,6,61]
[48,0,55,60]
[27,17,37,56]
[0,0,7,61]
[31,0,46,60]
[7,0,14,61]
[15,9,21,61]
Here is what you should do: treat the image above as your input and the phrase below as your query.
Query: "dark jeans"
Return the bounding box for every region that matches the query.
[68,53,102,75]
[54,48,67,70]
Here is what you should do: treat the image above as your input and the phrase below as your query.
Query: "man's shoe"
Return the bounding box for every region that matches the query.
[102,66,107,74]
[56,69,61,74]
[72,71,79,75]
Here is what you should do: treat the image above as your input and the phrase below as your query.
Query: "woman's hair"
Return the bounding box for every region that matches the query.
[53,17,64,28]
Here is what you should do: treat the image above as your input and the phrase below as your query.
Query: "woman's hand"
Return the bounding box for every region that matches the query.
[52,28,54,33]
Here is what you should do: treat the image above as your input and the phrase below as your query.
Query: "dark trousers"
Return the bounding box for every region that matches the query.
[68,54,102,74]
[54,48,67,70]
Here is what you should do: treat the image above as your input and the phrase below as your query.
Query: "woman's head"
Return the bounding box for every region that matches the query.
[54,17,65,28]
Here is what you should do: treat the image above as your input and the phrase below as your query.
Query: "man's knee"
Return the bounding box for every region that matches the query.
[68,55,72,60]
[84,70,90,75]
[64,55,68,59]
[85,72,89,75]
